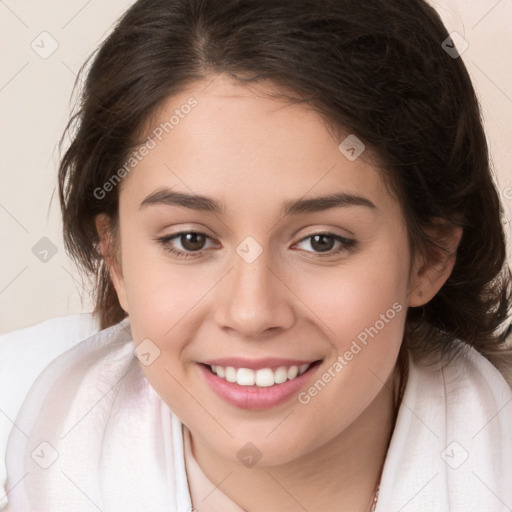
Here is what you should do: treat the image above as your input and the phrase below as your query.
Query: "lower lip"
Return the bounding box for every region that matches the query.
[197,363,320,410]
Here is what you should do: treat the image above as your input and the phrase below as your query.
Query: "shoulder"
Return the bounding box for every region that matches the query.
[0,313,101,510]
[1,317,190,512]
[379,342,512,511]
[407,341,512,442]
[0,312,102,387]
[413,342,512,406]
[0,313,102,440]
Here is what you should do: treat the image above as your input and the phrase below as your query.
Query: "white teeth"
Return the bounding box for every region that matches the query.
[274,366,288,384]
[287,366,299,380]
[225,366,237,383]
[237,368,255,386]
[209,363,312,387]
[298,364,309,375]
[255,368,275,387]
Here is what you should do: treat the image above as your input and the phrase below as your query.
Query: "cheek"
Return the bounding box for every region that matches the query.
[119,223,213,338]
[291,241,410,345]
[289,258,408,454]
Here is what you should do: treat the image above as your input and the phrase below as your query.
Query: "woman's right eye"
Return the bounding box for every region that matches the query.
[155,231,218,259]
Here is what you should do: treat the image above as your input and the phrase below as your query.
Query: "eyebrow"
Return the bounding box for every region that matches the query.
[139,188,377,215]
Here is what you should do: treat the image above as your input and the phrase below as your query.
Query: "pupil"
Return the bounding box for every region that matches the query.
[311,234,334,252]
[182,233,205,251]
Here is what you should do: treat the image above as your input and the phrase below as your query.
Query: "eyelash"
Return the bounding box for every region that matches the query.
[155,231,357,260]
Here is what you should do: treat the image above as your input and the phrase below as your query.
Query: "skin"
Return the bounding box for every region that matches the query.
[96,73,461,511]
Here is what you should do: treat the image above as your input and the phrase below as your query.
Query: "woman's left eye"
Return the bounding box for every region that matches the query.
[155,231,356,260]
[293,233,356,255]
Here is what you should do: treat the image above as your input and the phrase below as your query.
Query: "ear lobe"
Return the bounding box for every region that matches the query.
[95,213,129,313]
[408,225,463,307]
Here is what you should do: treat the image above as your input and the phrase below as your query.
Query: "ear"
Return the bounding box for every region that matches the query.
[95,213,129,313]
[407,224,463,307]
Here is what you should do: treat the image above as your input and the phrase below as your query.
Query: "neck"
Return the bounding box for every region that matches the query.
[190,364,401,512]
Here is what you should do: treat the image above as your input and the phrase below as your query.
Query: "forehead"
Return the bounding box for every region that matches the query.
[119,73,398,219]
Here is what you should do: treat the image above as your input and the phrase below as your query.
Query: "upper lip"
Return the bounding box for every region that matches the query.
[201,357,319,370]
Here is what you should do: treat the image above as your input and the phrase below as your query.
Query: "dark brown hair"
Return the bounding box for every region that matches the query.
[58,0,512,376]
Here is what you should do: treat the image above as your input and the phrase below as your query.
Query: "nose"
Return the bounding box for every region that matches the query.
[213,250,296,339]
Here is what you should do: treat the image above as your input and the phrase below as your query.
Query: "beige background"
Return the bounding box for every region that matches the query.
[0,0,511,335]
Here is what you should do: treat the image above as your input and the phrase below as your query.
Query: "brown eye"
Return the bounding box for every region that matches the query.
[294,232,356,256]
[310,234,335,252]
[155,231,217,258]
[180,232,207,251]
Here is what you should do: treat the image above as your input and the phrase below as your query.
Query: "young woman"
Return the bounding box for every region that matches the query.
[3,0,512,510]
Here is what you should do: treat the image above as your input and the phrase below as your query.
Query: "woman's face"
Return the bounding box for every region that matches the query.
[100,73,427,467]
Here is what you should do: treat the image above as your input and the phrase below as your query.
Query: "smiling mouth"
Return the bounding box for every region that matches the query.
[203,361,321,387]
